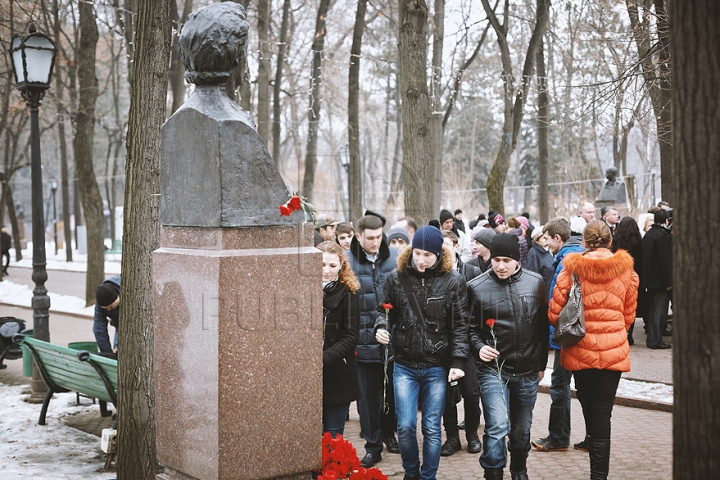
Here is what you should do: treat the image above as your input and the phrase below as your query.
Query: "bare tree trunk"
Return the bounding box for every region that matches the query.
[671,2,720,477]
[482,0,549,213]
[52,0,73,261]
[117,0,171,478]
[257,0,271,142]
[537,33,549,223]
[399,0,434,225]
[272,0,291,165]
[626,0,673,204]
[301,0,331,201]
[168,0,193,115]
[74,1,104,305]
[348,0,368,222]
[430,0,444,213]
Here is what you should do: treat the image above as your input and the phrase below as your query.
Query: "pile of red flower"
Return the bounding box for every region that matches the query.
[317,433,388,480]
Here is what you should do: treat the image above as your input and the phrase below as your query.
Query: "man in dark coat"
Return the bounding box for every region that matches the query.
[1,225,11,276]
[349,214,399,467]
[468,234,549,480]
[375,225,469,480]
[641,209,673,349]
[93,276,121,353]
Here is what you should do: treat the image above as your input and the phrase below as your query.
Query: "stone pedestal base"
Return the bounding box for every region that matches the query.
[154,226,322,480]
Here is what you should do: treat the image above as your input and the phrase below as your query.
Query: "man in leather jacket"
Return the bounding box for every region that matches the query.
[375,225,469,480]
[468,233,549,480]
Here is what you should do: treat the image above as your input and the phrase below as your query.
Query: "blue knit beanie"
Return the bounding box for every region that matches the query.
[412,225,444,257]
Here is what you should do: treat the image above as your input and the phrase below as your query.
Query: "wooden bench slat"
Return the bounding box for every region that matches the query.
[20,337,119,425]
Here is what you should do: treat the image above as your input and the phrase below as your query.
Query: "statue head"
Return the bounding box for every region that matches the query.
[179,3,249,85]
[605,166,619,182]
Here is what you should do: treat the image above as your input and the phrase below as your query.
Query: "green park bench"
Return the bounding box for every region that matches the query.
[14,336,118,426]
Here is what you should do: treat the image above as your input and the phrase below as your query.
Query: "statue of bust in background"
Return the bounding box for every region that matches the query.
[597,166,627,204]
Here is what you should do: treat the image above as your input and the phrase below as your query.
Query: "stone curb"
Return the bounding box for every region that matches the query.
[0,302,93,321]
[538,385,672,412]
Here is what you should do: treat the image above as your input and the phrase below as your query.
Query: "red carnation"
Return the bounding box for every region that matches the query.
[289,195,302,210]
[279,205,292,216]
[486,318,496,328]
[382,303,393,310]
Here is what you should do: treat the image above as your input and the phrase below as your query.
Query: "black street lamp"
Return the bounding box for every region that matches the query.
[49,179,58,256]
[339,143,350,221]
[10,25,56,352]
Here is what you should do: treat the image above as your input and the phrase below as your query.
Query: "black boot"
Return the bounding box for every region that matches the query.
[466,431,482,454]
[483,467,504,480]
[589,437,611,480]
[509,452,529,480]
[440,436,461,456]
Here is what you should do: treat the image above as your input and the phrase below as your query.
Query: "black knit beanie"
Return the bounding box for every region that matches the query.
[96,283,118,307]
[490,233,520,261]
[439,209,454,226]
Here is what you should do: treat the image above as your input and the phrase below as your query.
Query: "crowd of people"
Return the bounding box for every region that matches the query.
[85,201,671,480]
[309,200,673,480]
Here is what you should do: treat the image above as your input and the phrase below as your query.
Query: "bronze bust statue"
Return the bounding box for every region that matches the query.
[597,166,627,204]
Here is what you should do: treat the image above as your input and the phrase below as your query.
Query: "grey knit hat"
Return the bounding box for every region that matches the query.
[473,228,497,249]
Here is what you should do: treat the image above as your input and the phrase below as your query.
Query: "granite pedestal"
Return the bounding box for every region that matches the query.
[154,226,322,480]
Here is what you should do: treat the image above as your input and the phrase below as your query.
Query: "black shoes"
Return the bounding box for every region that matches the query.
[360,452,382,468]
[467,431,482,453]
[440,436,461,456]
[574,436,590,452]
[458,420,466,429]
[510,452,529,480]
[382,435,400,454]
[648,343,671,349]
[531,436,569,452]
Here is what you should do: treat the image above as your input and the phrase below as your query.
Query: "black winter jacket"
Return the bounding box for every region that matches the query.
[468,268,549,377]
[641,224,672,290]
[525,242,554,290]
[349,235,398,363]
[457,256,483,284]
[375,246,469,370]
[1,231,11,252]
[323,281,362,407]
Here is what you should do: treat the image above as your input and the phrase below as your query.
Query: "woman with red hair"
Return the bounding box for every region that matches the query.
[549,220,638,480]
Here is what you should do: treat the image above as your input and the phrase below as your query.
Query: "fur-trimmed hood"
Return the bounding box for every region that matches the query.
[396,244,455,275]
[562,248,634,284]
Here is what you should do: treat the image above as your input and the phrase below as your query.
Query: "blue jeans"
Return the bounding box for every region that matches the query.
[394,362,447,480]
[477,365,539,470]
[547,350,572,445]
[323,403,350,437]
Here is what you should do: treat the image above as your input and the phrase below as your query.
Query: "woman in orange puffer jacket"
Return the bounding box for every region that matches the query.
[549,220,638,480]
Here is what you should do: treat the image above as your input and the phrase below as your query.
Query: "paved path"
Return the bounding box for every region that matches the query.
[0,278,674,479]
[343,396,672,480]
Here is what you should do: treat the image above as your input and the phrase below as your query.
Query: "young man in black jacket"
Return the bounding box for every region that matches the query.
[349,214,399,467]
[375,225,468,480]
[468,234,549,480]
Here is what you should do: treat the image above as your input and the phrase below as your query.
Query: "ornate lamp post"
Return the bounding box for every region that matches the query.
[10,24,56,402]
[339,143,350,221]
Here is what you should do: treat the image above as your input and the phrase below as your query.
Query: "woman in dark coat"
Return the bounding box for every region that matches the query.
[318,241,362,436]
[610,216,645,345]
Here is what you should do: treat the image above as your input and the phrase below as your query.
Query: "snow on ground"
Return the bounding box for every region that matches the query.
[7,244,122,276]
[540,368,673,405]
[0,280,95,317]
[0,244,120,316]
[0,384,114,479]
